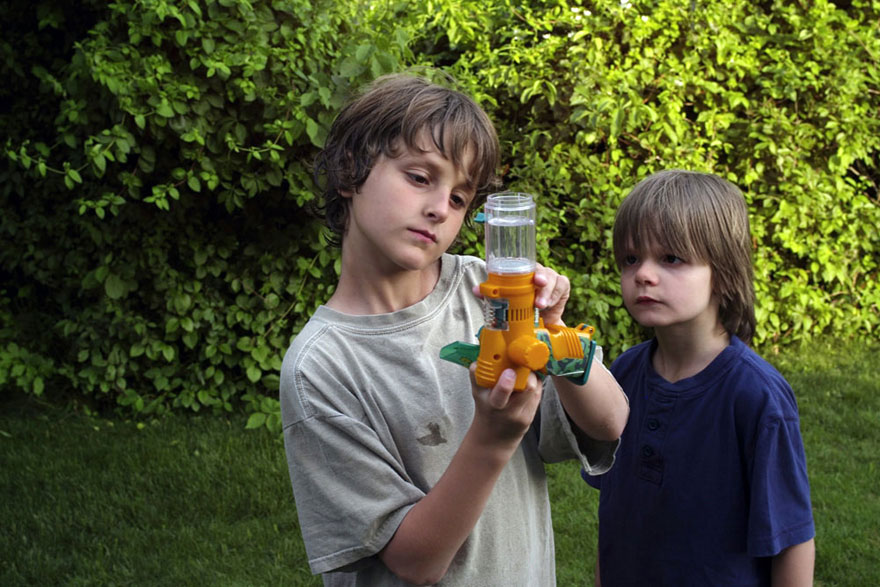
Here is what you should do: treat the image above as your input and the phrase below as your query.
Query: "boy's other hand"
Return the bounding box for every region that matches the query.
[533,263,570,326]
[469,365,542,449]
[470,263,571,326]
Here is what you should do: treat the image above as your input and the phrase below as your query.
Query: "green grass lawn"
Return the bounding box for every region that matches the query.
[2,338,878,585]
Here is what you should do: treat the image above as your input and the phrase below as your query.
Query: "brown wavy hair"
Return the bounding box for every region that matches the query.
[313,73,500,245]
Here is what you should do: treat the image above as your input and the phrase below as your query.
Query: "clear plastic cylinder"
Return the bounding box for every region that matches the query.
[484,192,536,275]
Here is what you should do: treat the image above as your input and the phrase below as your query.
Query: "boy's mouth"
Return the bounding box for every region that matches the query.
[636,295,659,304]
[410,228,437,243]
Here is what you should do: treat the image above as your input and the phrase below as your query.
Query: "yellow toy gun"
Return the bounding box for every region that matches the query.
[440,192,597,391]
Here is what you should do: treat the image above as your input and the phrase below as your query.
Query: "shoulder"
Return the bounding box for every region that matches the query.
[447,253,486,281]
[279,310,353,425]
[282,308,343,370]
[610,339,653,376]
[722,337,800,422]
[728,338,792,394]
[432,253,486,306]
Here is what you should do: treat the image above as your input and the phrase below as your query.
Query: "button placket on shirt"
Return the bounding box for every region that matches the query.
[638,393,675,484]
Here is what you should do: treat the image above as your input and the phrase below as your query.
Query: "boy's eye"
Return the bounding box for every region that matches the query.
[407,172,429,185]
[663,254,684,264]
[450,193,467,209]
[623,255,638,266]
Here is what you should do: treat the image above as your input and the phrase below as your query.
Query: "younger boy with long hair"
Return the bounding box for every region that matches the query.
[586,169,815,585]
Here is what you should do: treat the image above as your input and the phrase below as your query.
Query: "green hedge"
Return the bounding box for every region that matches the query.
[436,0,880,350]
[3,0,878,430]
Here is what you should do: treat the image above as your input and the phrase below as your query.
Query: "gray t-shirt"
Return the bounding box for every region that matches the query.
[281,254,618,586]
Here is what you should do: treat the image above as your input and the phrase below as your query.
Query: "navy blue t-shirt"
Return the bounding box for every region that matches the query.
[585,336,814,585]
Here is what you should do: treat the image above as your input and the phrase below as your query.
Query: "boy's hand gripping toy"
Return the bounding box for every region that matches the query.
[440,193,597,391]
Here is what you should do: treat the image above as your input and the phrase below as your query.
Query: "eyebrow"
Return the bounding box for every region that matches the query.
[400,149,476,193]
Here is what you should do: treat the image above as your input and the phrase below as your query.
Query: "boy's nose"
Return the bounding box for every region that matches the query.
[425,190,451,222]
[634,261,658,284]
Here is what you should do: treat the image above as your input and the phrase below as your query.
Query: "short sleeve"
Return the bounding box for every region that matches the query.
[284,412,422,574]
[747,417,815,556]
[538,350,620,476]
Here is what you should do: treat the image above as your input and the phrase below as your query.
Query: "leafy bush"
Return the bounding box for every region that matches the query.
[3,0,878,429]
[1,0,412,427]
[436,0,880,352]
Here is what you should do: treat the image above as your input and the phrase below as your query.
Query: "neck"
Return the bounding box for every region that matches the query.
[326,256,443,315]
[652,324,730,383]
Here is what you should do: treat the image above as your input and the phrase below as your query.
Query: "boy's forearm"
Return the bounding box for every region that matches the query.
[378,426,518,585]
[553,358,628,441]
[771,539,815,586]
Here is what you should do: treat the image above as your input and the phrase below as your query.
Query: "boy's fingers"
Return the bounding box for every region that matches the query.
[542,274,570,307]
[534,269,552,308]
[488,369,517,409]
[532,266,549,286]
[470,366,523,410]
[533,264,570,309]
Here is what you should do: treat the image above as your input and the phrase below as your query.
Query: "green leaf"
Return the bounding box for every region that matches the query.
[245,412,267,429]
[156,101,174,118]
[105,274,126,299]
